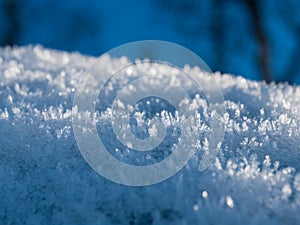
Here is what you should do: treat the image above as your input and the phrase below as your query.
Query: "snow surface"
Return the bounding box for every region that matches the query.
[0,45,300,225]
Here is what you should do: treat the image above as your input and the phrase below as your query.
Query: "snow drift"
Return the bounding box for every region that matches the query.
[0,46,299,225]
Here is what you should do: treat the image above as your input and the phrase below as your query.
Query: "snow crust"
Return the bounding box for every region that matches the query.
[0,46,300,225]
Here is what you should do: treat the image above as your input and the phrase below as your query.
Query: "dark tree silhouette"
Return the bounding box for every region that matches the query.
[245,0,273,83]
[3,0,19,46]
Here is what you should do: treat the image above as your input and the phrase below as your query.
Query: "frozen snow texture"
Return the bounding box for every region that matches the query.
[0,45,300,225]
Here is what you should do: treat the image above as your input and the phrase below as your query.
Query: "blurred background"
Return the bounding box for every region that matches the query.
[0,0,300,84]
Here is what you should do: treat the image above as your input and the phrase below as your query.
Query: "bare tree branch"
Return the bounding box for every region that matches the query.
[4,0,19,46]
[246,0,273,83]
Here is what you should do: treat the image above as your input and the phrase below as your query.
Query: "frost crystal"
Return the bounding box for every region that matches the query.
[0,46,300,224]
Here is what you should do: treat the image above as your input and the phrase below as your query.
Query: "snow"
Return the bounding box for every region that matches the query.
[0,45,300,224]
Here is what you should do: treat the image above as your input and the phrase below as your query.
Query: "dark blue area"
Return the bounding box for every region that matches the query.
[1,0,300,83]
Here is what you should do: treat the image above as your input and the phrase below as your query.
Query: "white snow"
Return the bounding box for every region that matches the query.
[0,45,300,225]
